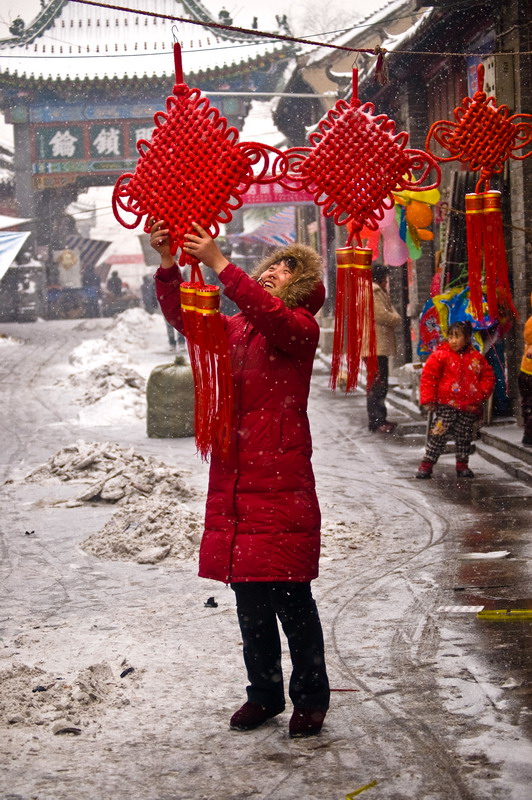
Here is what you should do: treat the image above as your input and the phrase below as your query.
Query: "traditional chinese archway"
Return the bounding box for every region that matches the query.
[0,0,294,278]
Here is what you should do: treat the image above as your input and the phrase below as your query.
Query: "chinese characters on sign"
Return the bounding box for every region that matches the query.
[32,120,153,179]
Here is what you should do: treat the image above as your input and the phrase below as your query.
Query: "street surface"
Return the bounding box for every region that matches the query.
[1,315,531,800]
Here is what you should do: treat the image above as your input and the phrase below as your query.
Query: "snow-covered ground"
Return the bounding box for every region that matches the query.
[1,310,531,800]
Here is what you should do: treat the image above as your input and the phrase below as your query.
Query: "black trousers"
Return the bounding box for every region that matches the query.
[367,355,389,431]
[231,582,330,712]
[518,371,532,441]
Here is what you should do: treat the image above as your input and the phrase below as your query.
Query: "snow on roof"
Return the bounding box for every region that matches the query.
[359,6,436,83]
[304,0,415,66]
[0,0,289,83]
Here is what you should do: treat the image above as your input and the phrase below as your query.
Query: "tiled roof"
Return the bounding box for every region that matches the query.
[0,0,290,83]
[304,0,410,66]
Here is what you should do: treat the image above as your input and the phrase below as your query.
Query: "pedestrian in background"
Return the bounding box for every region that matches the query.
[141,274,158,314]
[363,263,402,433]
[106,270,123,297]
[150,219,330,739]
[416,321,495,479]
[518,292,532,447]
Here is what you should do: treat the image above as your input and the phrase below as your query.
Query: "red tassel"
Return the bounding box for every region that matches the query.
[330,246,377,392]
[179,267,233,460]
[195,286,233,458]
[481,191,517,321]
[465,193,485,320]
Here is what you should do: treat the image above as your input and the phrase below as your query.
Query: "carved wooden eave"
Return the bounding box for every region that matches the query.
[0,0,294,96]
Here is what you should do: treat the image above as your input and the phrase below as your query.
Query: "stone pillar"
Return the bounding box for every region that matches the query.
[13,122,36,218]
[498,0,532,414]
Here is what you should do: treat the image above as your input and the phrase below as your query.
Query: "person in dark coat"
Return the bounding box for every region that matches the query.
[362,264,402,433]
[151,219,330,738]
[106,270,123,296]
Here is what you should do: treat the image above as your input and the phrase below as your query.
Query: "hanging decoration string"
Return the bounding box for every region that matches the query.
[69,0,532,59]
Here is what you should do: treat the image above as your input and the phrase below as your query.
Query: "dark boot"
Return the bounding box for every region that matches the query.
[230,702,284,731]
[289,708,326,738]
[456,461,474,478]
[416,460,433,479]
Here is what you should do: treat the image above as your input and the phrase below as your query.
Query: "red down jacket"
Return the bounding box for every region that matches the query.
[155,248,325,584]
[419,341,495,413]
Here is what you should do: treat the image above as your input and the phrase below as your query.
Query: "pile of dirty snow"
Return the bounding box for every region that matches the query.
[82,493,201,564]
[0,661,136,733]
[64,308,167,424]
[69,307,160,370]
[0,334,22,347]
[26,441,202,565]
[68,363,146,406]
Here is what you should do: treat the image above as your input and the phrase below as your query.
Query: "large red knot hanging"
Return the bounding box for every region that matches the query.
[278,69,441,242]
[277,69,440,392]
[112,43,292,264]
[426,63,532,321]
[112,43,296,459]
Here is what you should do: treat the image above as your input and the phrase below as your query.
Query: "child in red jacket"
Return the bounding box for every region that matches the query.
[416,321,495,479]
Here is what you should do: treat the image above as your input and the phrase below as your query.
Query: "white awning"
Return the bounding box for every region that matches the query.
[0,231,31,281]
[0,214,32,230]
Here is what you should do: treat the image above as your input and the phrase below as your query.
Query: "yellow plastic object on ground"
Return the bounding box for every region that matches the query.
[477,609,532,620]
[345,780,378,798]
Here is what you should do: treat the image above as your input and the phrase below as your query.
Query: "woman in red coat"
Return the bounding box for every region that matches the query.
[151,220,330,738]
[416,321,495,479]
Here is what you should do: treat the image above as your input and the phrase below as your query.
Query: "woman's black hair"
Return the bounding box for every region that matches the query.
[448,320,473,340]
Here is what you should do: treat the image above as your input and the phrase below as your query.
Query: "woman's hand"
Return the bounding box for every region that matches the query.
[183,223,229,275]
[149,218,174,269]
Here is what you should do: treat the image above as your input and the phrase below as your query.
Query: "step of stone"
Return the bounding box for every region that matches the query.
[475,440,532,486]
[480,428,532,467]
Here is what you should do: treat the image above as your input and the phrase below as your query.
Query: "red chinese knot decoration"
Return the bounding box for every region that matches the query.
[111,50,442,417]
[426,63,532,320]
[112,43,290,265]
[279,70,441,243]
[279,69,440,391]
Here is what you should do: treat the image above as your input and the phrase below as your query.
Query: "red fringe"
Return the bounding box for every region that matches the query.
[330,247,377,392]
[465,193,485,320]
[330,258,347,390]
[465,191,517,323]
[482,191,517,321]
[180,269,233,461]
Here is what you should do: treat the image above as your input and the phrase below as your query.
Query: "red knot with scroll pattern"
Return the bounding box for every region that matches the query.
[112,43,291,266]
[278,70,441,244]
[426,63,532,193]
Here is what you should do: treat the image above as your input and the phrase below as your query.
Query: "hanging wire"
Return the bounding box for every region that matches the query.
[66,0,532,58]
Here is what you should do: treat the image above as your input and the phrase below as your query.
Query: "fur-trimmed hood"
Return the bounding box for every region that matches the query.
[250,243,325,315]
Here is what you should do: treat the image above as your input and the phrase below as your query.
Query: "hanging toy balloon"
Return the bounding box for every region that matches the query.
[380,206,409,266]
[406,200,433,229]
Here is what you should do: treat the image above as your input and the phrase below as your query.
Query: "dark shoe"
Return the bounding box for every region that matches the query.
[456,467,475,478]
[230,702,284,731]
[456,461,474,478]
[416,460,433,479]
[375,422,396,434]
[289,708,326,738]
